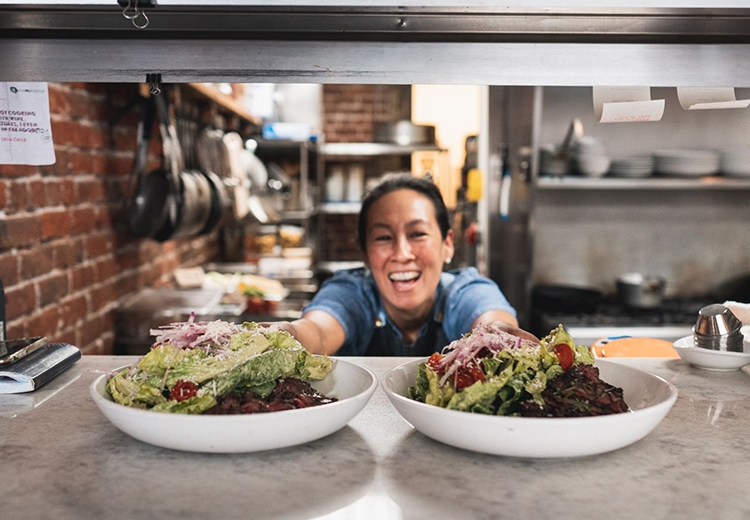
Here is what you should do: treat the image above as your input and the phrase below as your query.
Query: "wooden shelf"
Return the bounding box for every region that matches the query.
[184,83,262,126]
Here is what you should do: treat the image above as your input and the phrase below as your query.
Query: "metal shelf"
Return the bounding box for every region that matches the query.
[316,142,444,157]
[318,202,362,214]
[536,175,750,190]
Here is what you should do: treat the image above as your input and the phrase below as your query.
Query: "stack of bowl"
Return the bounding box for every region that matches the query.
[693,304,744,352]
[572,137,611,178]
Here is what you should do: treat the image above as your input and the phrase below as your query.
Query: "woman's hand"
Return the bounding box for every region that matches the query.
[471,310,540,344]
[482,321,540,344]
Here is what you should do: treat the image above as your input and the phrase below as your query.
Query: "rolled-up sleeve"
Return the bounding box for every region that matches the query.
[442,268,516,342]
[302,270,376,353]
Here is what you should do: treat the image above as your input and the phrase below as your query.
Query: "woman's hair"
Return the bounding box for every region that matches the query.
[357,173,450,251]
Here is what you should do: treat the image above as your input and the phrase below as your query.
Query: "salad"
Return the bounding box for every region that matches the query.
[107,317,334,415]
[409,324,627,417]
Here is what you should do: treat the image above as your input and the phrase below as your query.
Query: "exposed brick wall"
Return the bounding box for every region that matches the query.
[0,83,219,355]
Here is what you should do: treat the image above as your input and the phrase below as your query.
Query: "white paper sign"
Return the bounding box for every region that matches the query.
[0,82,55,165]
[592,86,665,123]
[677,87,750,110]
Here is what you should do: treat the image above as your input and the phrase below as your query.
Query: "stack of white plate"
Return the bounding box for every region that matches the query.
[653,149,721,177]
[609,156,654,178]
[721,150,750,177]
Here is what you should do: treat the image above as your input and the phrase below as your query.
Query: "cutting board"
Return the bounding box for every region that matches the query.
[591,337,679,358]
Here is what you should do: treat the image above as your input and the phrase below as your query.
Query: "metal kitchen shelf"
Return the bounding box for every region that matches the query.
[316,142,443,156]
[536,176,750,190]
[318,202,362,214]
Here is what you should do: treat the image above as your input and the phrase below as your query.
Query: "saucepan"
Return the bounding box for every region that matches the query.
[616,273,666,309]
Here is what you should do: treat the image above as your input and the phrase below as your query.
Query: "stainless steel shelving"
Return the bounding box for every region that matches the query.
[536,175,750,190]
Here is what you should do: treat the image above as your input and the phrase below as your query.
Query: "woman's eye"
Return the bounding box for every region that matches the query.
[410,231,428,238]
[373,235,392,242]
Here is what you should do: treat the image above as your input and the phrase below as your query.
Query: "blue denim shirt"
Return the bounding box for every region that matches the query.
[302,267,516,356]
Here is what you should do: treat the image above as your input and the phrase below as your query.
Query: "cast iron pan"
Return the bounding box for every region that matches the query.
[127,97,171,238]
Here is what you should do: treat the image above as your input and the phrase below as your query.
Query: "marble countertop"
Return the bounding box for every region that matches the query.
[2,355,750,520]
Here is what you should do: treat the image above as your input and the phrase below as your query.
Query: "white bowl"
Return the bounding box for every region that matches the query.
[90,358,377,453]
[673,335,750,371]
[382,358,677,459]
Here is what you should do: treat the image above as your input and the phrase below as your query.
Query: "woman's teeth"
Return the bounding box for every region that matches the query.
[389,271,420,282]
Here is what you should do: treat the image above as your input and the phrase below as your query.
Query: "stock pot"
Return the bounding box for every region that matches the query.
[616,273,666,309]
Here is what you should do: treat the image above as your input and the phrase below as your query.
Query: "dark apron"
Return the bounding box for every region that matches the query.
[364,278,452,357]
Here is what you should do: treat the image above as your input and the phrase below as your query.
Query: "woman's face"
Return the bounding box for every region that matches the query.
[364,188,454,321]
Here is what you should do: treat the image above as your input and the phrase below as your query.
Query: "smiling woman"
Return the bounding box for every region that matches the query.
[270,174,537,356]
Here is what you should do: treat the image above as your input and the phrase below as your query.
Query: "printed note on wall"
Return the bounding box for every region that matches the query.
[0,82,55,165]
[677,87,750,110]
[592,87,665,123]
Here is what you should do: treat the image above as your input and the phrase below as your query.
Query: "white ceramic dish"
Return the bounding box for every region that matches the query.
[673,335,750,371]
[382,358,677,459]
[91,358,377,453]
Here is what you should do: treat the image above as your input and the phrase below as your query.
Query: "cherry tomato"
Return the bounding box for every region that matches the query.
[170,380,199,401]
[454,364,485,390]
[554,343,575,371]
[427,352,445,374]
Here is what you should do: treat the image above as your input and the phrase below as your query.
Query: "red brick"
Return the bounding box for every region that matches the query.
[52,240,82,269]
[55,328,77,347]
[90,280,120,311]
[27,306,60,339]
[70,207,97,234]
[0,252,20,285]
[39,272,69,307]
[59,294,88,326]
[41,209,73,239]
[76,178,106,203]
[94,206,115,230]
[106,154,136,177]
[42,179,75,206]
[7,181,31,212]
[6,321,27,340]
[78,314,105,347]
[19,244,55,279]
[0,182,5,209]
[86,233,113,259]
[0,213,43,248]
[50,85,110,122]
[70,264,96,292]
[42,148,73,176]
[5,283,36,321]
[0,164,37,177]
[95,256,118,281]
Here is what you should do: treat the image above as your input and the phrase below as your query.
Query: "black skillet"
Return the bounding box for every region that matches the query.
[126,96,170,238]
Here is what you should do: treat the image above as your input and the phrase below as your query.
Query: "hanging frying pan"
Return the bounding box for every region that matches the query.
[152,93,185,242]
[126,96,170,238]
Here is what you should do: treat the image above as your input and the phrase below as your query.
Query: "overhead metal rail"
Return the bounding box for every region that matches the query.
[2,6,750,44]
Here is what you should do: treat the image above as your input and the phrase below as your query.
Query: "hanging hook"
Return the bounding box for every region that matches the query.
[121,0,138,20]
[121,0,150,29]
[147,73,162,96]
[132,9,149,29]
